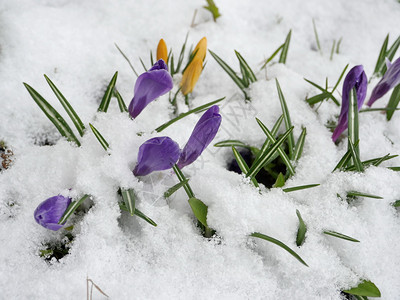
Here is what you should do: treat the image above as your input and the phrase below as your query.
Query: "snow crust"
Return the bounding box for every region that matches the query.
[1,0,400,298]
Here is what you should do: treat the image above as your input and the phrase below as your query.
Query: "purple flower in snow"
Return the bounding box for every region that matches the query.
[34,195,71,231]
[128,59,173,118]
[367,57,400,106]
[177,105,222,169]
[332,65,367,142]
[133,136,180,176]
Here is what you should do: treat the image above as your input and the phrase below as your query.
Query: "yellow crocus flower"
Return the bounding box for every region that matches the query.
[181,37,207,96]
[157,39,168,64]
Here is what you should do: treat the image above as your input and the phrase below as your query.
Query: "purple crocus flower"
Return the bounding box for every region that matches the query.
[128,59,173,118]
[367,57,400,106]
[332,65,367,142]
[177,105,222,169]
[34,195,71,231]
[133,136,180,176]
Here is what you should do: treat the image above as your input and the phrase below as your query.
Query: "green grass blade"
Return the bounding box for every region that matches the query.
[260,44,284,70]
[388,166,400,171]
[188,197,208,227]
[323,230,360,242]
[283,184,319,193]
[121,188,136,216]
[374,34,389,76]
[386,85,400,120]
[89,123,110,151]
[114,89,128,113]
[336,37,342,54]
[209,50,247,91]
[44,75,85,137]
[346,191,383,199]
[235,50,257,83]
[276,79,295,158]
[214,139,252,150]
[251,232,308,267]
[296,209,307,246]
[347,88,360,165]
[383,35,400,75]
[332,140,360,172]
[164,179,189,198]
[256,118,295,176]
[273,173,285,188]
[23,83,81,146]
[330,40,336,61]
[133,208,157,226]
[172,164,195,198]
[392,200,400,207]
[345,154,397,171]
[98,72,118,112]
[256,115,284,161]
[343,280,381,297]
[348,138,364,172]
[139,57,147,71]
[306,92,330,105]
[232,146,259,187]
[155,97,225,132]
[332,64,349,93]
[293,127,307,161]
[312,19,322,54]
[247,126,293,179]
[304,78,326,92]
[279,30,291,64]
[175,33,189,74]
[58,194,90,224]
[114,43,139,77]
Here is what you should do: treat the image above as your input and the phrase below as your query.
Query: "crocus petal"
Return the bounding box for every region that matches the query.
[367,57,400,106]
[133,136,180,176]
[193,37,207,61]
[177,105,221,168]
[128,59,173,118]
[332,65,367,142]
[34,195,71,231]
[181,57,203,96]
[156,39,168,64]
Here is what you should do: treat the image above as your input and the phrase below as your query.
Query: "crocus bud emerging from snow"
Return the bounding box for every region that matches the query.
[367,57,400,106]
[156,39,168,64]
[133,137,180,176]
[34,195,71,231]
[128,59,173,118]
[180,37,207,96]
[177,105,221,168]
[332,65,367,142]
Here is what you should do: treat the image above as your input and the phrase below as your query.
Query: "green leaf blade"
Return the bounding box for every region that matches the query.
[343,280,381,297]
[121,188,136,216]
[98,72,118,112]
[296,210,307,247]
[58,194,90,224]
[89,123,110,151]
[323,230,360,242]
[188,197,208,227]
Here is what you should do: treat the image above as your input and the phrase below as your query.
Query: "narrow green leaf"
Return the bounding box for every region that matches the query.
[114,43,139,77]
[23,83,81,146]
[386,85,400,120]
[283,184,319,193]
[120,203,157,226]
[346,191,383,199]
[306,92,331,105]
[276,79,295,159]
[150,50,154,66]
[232,146,259,187]
[209,50,247,92]
[203,0,221,22]
[89,123,109,151]
[114,89,128,113]
[388,166,400,171]
[332,140,360,172]
[273,173,285,188]
[256,118,295,176]
[279,30,292,64]
[139,57,147,72]
[256,115,284,161]
[323,230,360,242]
[296,209,307,246]
[247,127,293,179]
[260,44,284,70]
[332,64,349,93]
[44,75,85,136]
[345,154,397,171]
[312,19,322,54]
[293,127,307,161]
[174,33,189,75]
[347,88,360,166]
[172,164,195,198]
[348,138,364,172]
[383,35,400,75]
[188,197,208,227]
[214,139,252,150]
[336,37,342,54]
[251,232,308,267]
[343,280,381,297]
[58,194,90,224]
[164,179,189,198]
[330,40,336,61]
[155,97,225,132]
[392,200,400,207]
[235,50,257,83]
[98,72,118,112]
[121,188,136,216]
[374,34,389,75]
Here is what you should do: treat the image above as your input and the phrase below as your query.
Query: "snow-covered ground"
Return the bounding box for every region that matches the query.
[1,0,400,299]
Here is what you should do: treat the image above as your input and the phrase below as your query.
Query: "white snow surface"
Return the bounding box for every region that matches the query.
[1,0,400,299]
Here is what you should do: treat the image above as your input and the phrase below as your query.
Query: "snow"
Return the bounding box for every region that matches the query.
[1,0,400,298]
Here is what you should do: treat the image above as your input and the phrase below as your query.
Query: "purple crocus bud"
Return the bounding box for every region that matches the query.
[128,59,173,119]
[133,136,180,176]
[367,57,400,106]
[177,105,222,169]
[332,65,367,142]
[34,195,71,231]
